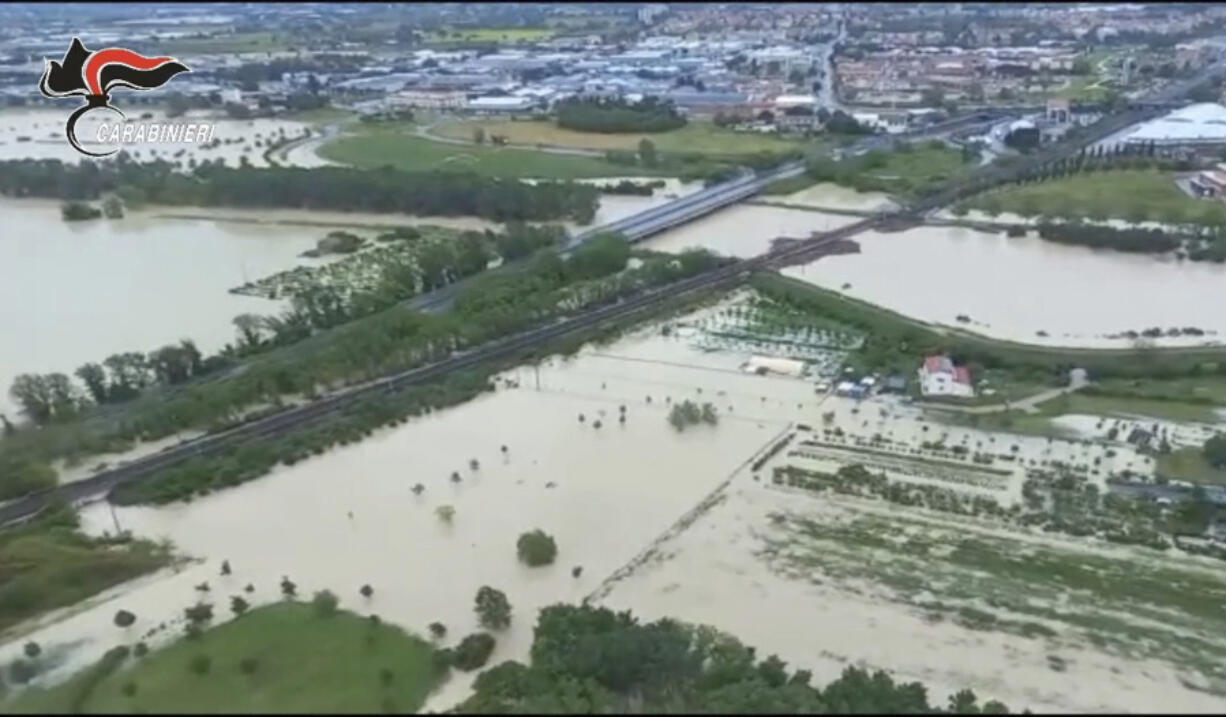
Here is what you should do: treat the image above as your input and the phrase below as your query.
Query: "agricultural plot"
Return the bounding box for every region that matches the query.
[228,226,460,302]
[686,294,865,378]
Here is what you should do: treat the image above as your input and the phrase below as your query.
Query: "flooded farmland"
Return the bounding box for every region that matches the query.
[0,107,311,168]
[0,198,328,417]
[755,182,898,213]
[0,175,694,417]
[3,294,1217,713]
[782,224,1226,348]
[640,203,862,258]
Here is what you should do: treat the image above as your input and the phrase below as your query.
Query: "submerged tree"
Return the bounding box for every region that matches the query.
[474,586,511,630]
[516,530,558,567]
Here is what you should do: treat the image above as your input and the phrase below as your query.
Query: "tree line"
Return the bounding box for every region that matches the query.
[6,223,568,428]
[0,157,599,224]
[1034,223,1182,254]
[106,241,723,505]
[2,238,727,503]
[751,272,1226,392]
[556,96,687,134]
[455,603,1010,713]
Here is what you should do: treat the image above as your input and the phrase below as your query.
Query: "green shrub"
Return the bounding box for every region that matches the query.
[312,589,340,617]
[452,632,496,671]
[189,655,211,675]
[516,529,558,566]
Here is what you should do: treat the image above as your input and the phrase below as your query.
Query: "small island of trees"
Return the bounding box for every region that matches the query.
[516,529,558,566]
[668,400,719,431]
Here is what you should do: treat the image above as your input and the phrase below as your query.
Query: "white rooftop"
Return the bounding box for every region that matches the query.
[1124,103,1226,144]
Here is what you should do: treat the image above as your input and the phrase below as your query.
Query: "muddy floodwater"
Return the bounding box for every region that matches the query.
[0,176,700,417]
[0,307,808,708]
[755,182,898,213]
[0,198,327,417]
[783,224,1226,348]
[1,297,1220,713]
[0,107,310,168]
[641,203,862,258]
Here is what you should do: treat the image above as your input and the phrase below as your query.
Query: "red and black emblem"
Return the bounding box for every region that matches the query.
[38,37,190,157]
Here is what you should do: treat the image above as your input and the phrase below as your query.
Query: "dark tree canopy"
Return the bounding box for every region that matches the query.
[455,604,1008,714]
[556,96,686,134]
[516,529,558,566]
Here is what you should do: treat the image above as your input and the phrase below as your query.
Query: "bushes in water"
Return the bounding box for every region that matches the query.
[516,530,558,566]
[452,632,496,671]
[1035,222,1181,254]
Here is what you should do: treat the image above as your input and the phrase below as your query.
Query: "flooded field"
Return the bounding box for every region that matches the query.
[4,293,1224,712]
[783,224,1226,348]
[0,198,329,417]
[0,300,815,707]
[599,474,1226,714]
[756,182,898,213]
[0,107,310,168]
[0,175,702,418]
[641,203,862,258]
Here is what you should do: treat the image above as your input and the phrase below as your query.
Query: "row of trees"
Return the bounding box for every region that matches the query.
[7,224,569,426]
[0,157,600,224]
[8,340,214,423]
[556,96,686,134]
[7,241,728,504]
[456,603,1010,713]
[1033,223,1182,254]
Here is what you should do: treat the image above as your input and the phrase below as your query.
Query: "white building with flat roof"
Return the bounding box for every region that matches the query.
[1122,103,1226,147]
[465,96,538,113]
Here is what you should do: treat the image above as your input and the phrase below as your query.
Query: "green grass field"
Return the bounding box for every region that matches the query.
[281,107,360,128]
[810,142,974,200]
[0,508,170,636]
[869,143,969,184]
[318,128,676,179]
[7,603,440,714]
[1035,392,1222,424]
[966,169,1226,225]
[431,118,804,157]
[1157,446,1226,485]
[426,27,554,42]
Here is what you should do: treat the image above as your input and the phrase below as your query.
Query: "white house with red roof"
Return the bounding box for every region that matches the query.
[918,355,974,398]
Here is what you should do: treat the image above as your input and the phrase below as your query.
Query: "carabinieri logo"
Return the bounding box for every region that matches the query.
[38,37,190,157]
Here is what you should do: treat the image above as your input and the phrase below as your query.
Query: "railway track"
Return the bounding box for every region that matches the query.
[0,216,875,527]
[0,97,1185,525]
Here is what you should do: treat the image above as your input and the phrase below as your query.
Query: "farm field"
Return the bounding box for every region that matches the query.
[318,128,676,179]
[966,169,1226,225]
[431,118,807,156]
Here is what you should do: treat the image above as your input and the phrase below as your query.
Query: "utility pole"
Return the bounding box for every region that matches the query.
[109,502,122,535]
